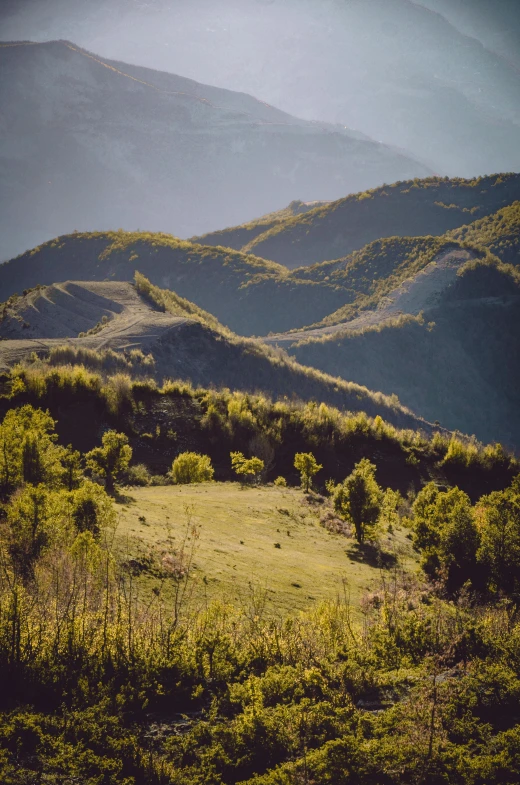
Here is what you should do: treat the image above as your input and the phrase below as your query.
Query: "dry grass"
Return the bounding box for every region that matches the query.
[114,483,419,616]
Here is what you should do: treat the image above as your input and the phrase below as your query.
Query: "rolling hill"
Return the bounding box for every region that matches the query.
[217,174,520,268]
[0,39,431,262]
[0,231,352,336]
[0,276,430,434]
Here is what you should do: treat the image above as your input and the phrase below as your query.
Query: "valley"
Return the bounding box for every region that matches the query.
[0,12,519,780]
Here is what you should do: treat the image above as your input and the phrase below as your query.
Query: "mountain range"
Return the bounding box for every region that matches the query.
[2,0,519,177]
[0,39,429,261]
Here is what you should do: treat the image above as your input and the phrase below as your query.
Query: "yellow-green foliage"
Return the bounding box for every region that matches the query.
[171,452,214,484]
[85,430,133,493]
[41,345,154,374]
[134,271,230,334]
[230,451,265,482]
[449,201,520,265]
[294,452,322,492]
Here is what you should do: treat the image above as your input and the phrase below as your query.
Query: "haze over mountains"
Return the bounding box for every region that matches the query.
[2,0,520,178]
[0,39,430,262]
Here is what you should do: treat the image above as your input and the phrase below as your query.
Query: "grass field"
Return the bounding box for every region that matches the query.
[115,483,419,615]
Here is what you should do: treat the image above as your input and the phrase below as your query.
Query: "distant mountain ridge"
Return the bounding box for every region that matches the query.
[0,39,430,261]
[2,0,519,177]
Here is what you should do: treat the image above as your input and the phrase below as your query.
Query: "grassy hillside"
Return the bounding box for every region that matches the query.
[289,260,520,447]
[2,367,516,500]
[0,229,502,339]
[116,483,417,615]
[0,275,435,432]
[241,173,520,268]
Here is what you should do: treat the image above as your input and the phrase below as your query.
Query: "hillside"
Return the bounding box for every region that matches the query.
[192,176,520,265]
[0,39,431,261]
[0,277,432,434]
[2,190,518,339]
[0,231,353,336]
[192,199,332,252]
[238,174,520,268]
[448,200,520,266]
[272,260,520,448]
[116,483,418,616]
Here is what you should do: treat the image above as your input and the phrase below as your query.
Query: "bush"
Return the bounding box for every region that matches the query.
[124,464,151,486]
[274,476,287,487]
[171,452,214,484]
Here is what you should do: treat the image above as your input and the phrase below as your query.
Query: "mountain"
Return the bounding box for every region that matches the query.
[2,1,520,177]
[0,276,431,434]
[208,174,520,269]
[0,39,431,262]
[266,258,520,448]
[418,0,520,69]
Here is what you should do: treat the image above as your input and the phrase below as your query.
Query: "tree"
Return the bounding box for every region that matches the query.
[230,452,264,484]
[477,479,520,597]
[7,484,50,581]
[171,452,214,484]
[85,431,132,494]
[61,446,83,491]
[332,459,382,543]
[0,405,64,496]
[294,452,322,492]
[413,485,480,592]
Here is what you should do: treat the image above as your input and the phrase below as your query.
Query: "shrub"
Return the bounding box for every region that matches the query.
[124,463,151,486]
[171,452,214,484]
[274,476,287,487]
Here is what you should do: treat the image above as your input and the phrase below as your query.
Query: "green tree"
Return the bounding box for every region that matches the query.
[231,452,264,484]
[413,485,480,592]
[294,452,322,492]
[7,484,50,580]
[171,452,214,484]
[477,478,520,597]
[0,406,64,496]
[61,446,83,491]
[332,458,382,543]
[85,431,132,494]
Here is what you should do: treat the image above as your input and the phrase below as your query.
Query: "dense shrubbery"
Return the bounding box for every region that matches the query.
[412,475,520,600]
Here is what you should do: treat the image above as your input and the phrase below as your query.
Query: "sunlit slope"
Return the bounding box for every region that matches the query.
[281,261,520,447]
[240,174,520,268]
[192,199,332,252]
[115,483,418,615]
[0,278,431,433]
[0,232,350,336]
